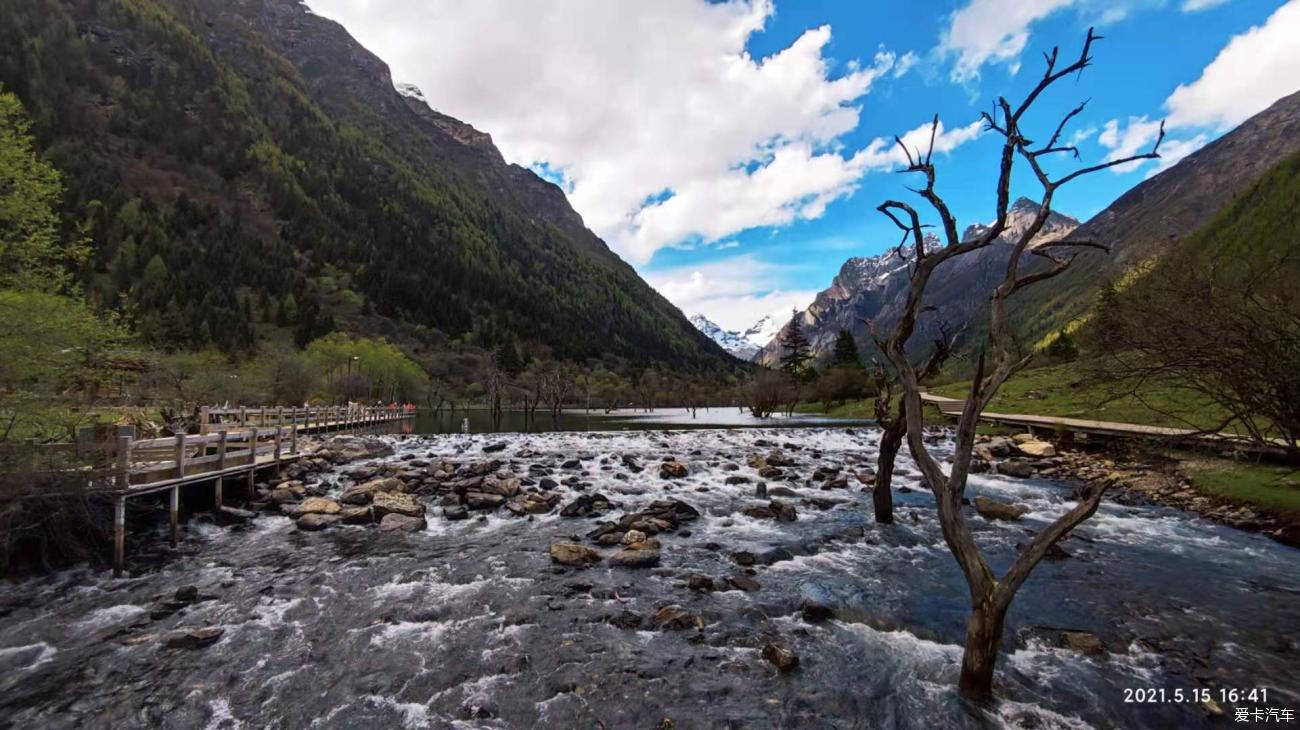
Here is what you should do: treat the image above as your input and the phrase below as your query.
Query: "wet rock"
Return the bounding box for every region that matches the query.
[464,492,507,510]
[761,643,799,672]
[340,477,402,505]
[610,611,643,629]
[741,504,776,519]
[1017,540,1071,560]
[766,451,796,467]
[622,529,647,545]
[756,547,795,565]
[726,575,761,592]
[724,475,750,485]
[483,474,522,497]
[998,459,1037,478]
[295,513,341,531]
[1061,631,1105,654]
[444,505,469,521]
[215,506,256,526]
[758,465,784,479]
[323,435,394,461]
[768,486,799,498]
[801,599,833,623]
[652,605,703,631]
[621,454,644,473]
[505,491,561,516]
[174,585,199,603]
[731,551,757,566]
[482,442,508,453]
[340,506,374,525]
[974,496,1030,521]
[379,513,427,532]
[539,477,559,490]
[164,627,224,650]
[292,497,341,517]
[609,547,661,568]
[660,460,689,479]
[687,574,716,592]
[372,491,425,519]
[769,500,797,522]
[550,543,601,567]
[266,487,298,505]
[560,493,616,517]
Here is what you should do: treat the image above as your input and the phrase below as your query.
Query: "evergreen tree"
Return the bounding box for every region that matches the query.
[830,329,862,369]
[778,310,812,376]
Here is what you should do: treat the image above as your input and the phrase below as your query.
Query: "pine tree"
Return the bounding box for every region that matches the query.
[830,329,862,369]
[778,310,812,376]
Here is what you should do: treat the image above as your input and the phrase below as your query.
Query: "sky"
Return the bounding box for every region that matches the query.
[305,0,1300,333]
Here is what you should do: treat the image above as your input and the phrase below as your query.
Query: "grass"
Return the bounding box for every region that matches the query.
[1181,458,1300,520]
[928,360,1227,431]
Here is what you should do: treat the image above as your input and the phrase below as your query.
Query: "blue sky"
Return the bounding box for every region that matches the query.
[308,0,1299,331]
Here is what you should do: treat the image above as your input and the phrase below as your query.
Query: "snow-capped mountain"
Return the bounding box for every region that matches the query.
[755,198,1080,365]
[689,315,761,360]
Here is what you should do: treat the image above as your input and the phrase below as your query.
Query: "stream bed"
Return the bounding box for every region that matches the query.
[0,427,1296,729]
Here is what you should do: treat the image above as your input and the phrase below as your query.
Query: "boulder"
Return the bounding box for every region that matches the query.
[974,496,1030,521]
[769,500,797,522]
[482,474,522,497]
[1060,630,1105,655]
[214,506,256,526]
[292,497,341,517]
[265,488,298,505]
[372,491,425,519]
[339,506,374,525]
[559,493,616,517]
[801,599,833,623]
[998,459,1037,478]
[761,643,799,672]
[164,627,224,650]
[741,505,776,520]
[550,543,601,567]
[379,513,427,532]
[609,548,660,568]
[464,492,507,510]
[622,529,647,545]
[726,575,761,592]
[444,505,469,521]
[1017,440,1057,458]
[652,605,703,631]
[724,475,750,485]
[323,435,394,461]
[687,574,715,592]
[660,461,689,479]
[295,513,341,531]
[340,477,402,505]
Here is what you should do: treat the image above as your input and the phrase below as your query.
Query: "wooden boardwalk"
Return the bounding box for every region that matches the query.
[36,405,415,575]
[919,392,1276,453]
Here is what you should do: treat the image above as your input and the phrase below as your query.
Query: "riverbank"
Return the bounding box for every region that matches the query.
[1,427,1296,728]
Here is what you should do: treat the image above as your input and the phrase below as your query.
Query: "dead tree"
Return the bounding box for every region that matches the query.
[866,324,956,523]
[871,28,1163,699]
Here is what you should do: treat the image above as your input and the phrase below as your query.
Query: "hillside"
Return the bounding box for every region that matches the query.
[0,0,732,371]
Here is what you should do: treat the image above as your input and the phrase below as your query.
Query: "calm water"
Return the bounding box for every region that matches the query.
[412,407,869,434]
[0,427,1296,728]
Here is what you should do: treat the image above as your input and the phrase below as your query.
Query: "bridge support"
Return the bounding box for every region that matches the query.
[113,497,125,577]
[169,486,179,548]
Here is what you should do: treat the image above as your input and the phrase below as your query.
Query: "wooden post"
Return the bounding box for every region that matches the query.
[215,430,228,510]
[277,406,284,428]
[169,486,180,548]
[274,427,283,477]
[174,433,187,478]
[116,435,132,490]
[290,409,299,454]
[259,406,267,428]
[199,406,210,435]
[113,497,125,577]
[247,427,258,495]
[239,406,247,429]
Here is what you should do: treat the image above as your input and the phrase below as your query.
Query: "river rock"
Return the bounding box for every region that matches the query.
[295,513,341,531]
[998,459,1037,478]
[482,474,522,497]
[464,492,507,510]
[505,491,561,516]
[770,499,797,522]
[1060,630,1105,654]
[292,497,341,516]
[761,643,799,672]
[622,529,647,545]
[340,476,402,505]
[560,493,616,517]
[323,435,394,461]
[215,506,256,526]
[1017,440,1057,458]
[609,547,661,568]
[687,574,715,592]
[660,461,689,479]
[974,496,1030,521]
[726,575,761,592]
[801,599,833,623]
[444,505,469,521]
[372,491,425,519]
[766,451,796,467]
[741,504,776,519]
[164,627,224,650]
[652,605,703,631]
[339,506,374,525]
[379,513,427,532]
[550,543,601,567]
[724,475,750,485]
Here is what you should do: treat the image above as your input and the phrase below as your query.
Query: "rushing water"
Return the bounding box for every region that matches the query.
[0,427,1296,729]
[411,407,868,433]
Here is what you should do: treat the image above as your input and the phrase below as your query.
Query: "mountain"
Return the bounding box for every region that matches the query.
[0,0,731,370]
[1010,89,1300,345]
[688,315,754,360]
[757,198,1079,364]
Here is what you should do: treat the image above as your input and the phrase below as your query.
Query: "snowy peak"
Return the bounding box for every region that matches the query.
[961,198,1079,246]
[689,315,760,360]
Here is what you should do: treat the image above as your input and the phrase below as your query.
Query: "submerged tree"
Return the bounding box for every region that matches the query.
[866,29,1163,699]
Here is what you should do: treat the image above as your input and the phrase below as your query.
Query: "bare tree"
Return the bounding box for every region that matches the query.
[869,28,1163,699]
[476,353,507,426]
[740,369,790,419]
[539,361,575,422]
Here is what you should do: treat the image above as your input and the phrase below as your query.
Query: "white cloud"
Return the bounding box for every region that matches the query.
[1181,0,1232,11]
[939,0,1077,83]
[893,51,920,78]
[1097,115,1164,172]
[1144,133,1209,177]
[1165,0,1300,130]
[644,255,815,332]
[306,0,906,265]
[855,117,986,171]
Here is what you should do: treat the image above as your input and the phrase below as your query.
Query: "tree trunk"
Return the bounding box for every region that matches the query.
[958,599,1006,701]
[873,414,905,524]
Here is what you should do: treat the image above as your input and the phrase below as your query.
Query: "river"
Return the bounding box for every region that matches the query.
[0,426,1296,728]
